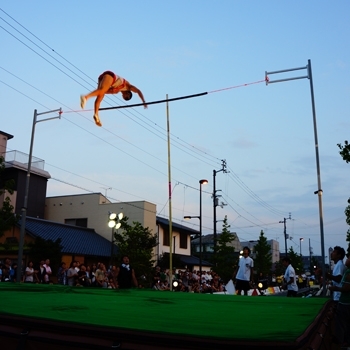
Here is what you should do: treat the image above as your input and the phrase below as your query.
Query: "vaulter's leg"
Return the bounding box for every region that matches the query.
[80,74,114,127]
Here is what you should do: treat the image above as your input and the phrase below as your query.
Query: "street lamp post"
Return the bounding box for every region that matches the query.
[300,238,304,256]
[108,212,123,266]
[184,179,208,278]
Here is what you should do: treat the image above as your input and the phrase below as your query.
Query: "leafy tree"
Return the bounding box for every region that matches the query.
[338,141,350,256]
[27,236,63,275]
[287,246,303,273]
[337,141,350,163]
[212,215,236,283]
[346,229,350,258]
[158,252,183,270]
[114,216,158,287]
[254,230,272,277]
[0,155,17,237]
[274,259,284,277]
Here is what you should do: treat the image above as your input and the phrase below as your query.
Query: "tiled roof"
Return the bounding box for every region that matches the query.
[18,217,117,257]
[156,216,199,235]
[191,233,238,244]
[176,254,212,267]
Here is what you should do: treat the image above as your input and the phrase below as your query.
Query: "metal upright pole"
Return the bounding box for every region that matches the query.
[17,108,61,282]
[307,59,326,294]
[213,169,217,258]
[266,60,326,294]
[166,95,173,291]
[199,183,203,278]
[17,110,37,282]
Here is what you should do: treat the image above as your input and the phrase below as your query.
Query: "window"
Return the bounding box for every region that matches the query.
[65,218,88,228]
[163,228,170,246]
[179,232,187,249]
[206,244,214,252]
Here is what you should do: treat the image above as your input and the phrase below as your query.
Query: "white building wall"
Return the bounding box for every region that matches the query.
[157,224,191,258]
[45,193,156,242]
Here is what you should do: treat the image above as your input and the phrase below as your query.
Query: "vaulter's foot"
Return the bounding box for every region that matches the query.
[80,95,86,109]
[93,115,102,127]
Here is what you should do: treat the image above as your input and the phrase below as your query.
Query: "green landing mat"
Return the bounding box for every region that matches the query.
[0,283,327,343]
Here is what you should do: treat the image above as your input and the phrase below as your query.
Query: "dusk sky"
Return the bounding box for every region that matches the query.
[1,1,350,259]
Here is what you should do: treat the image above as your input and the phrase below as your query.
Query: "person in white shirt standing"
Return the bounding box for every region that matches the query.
[282,257,298,297]
[233,246,254,296]
[327,246,346,302]
[43,259,52,284]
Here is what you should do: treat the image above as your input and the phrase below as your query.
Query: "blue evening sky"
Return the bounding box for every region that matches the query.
[1,1,349,258]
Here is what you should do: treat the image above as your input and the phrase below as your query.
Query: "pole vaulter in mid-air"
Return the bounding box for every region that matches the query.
[80,70,148,127]
[77,70,267,127]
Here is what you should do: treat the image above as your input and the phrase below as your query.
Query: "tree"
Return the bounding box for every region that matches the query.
[287,246,303,273]
[113,216,158,287]
[212,215,236,283]
[337,141,350,163]
[27,236,63,274]
[0,155,17,237]
[158,252,183,270]
[274,259,284,277]
[254,230,272,277]
[338,141,350,256]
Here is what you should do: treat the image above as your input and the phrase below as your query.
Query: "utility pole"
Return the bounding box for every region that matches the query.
[213,160,228,260]
[279,213,291,256]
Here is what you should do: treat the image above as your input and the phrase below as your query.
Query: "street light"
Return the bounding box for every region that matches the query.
[184,179,208,278]
[108,212,123,266]
[300,238,304,256]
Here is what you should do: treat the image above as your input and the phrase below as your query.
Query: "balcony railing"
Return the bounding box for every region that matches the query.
[4,150,45,170]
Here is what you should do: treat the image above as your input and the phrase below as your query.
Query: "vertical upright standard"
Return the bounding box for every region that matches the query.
[266,60,326,294]
[166,95,173,290]
[17,108,61,282]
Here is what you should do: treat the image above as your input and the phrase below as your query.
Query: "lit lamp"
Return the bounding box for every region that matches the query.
[108,212,123,265]
[257,280,268,295]
[300,237,304,256]
[184,179,208,278]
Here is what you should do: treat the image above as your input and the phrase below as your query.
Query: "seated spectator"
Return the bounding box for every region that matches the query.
[159,268,167,283]
[95,263,108,288]
[180,271,190,292]
[86,265,92,285]
[1,265,10,282]
[107,265,118,289]
[90,264,97,286]
[160,280,170,291]
[211,275,224,293]
[191,280,200,293]
[152,266,161,288]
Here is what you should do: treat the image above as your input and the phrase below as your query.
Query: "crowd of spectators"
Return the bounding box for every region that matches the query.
[0,258,137,289]
[0,258,313,292]
[152,267,225,293]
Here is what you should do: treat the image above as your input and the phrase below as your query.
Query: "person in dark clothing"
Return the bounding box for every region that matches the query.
[115,255,138,289]
[36,260,47,284]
